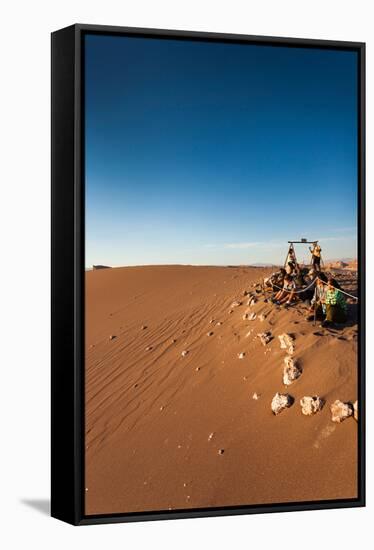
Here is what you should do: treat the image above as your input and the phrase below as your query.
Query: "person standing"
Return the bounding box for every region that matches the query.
[310,242,322,271]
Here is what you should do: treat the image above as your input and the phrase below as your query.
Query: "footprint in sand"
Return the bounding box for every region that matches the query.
[313,424,336,449]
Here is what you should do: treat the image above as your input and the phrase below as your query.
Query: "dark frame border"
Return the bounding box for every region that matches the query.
[51,23,366,526]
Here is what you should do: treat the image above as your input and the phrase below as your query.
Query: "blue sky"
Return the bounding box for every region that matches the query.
[85,34,358,267]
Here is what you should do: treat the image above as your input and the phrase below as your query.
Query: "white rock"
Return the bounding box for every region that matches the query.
[238,352,246,359]
[207,331,214,337]
[353,400,358,421]
[181,350,189,357]
[258,314,266,322]
[247,296,257,306]
[248,312,256,321]
[271,392,293,415]
[278,333,295,354]
[330,400,353,423]
[252,392,260,400]
[300,396,324,415]
[257,331,273,346]
[208,432,215,441]
[283,356,302,386]
[231,300,242,308]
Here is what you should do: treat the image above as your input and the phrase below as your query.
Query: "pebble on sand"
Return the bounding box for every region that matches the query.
[145,345,153,351]
[271,392,293,415]
[300,396,324,415]
[258,314,266,322]
[109,335,116,340]
[283,356,302,385]
[248,312,256,321]
[330,400,353,423]
[353,400,358,421]
[252,392,260,400]
[207,331,214,336]
[208,432,215,441]
[278,333,295,355]
[231,300,242,308]
[141,325,148,330]
[257,331,273,346]
[238,352,246,359]
[218,449,225,455]
[181,350,189,357]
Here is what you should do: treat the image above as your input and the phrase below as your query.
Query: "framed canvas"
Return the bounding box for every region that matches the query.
[51,24,365,525]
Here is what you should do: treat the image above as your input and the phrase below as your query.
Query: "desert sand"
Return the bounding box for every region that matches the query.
[85,265,358,515]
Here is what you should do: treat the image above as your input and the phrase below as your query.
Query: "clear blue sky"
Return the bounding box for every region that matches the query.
[85,34,358,267]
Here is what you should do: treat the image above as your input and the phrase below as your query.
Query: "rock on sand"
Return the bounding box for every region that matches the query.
[271,392,293,415]
[278,333,295,354]
[300,396,324,415]
[283,356,302,386]
[330,400,353,423]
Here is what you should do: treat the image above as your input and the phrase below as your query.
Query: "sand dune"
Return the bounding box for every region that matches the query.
[85,265,358,515]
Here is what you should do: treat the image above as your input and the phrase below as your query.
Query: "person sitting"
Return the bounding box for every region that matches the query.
[321,277,347,327]
[264,268,286,292]
[306,272,327,320]
[272,274,296,306]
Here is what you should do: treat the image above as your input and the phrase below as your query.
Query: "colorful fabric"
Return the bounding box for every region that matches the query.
[325,288,347,311]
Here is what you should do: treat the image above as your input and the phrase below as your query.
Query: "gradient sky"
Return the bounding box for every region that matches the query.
[85,34,358,267]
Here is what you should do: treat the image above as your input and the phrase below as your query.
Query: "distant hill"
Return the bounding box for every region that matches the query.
[92,265,112,270]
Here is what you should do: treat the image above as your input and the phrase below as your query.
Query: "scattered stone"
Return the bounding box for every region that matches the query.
[216,321,222,326]
[145,345,153,351]
[231,300,242,308]
[252,392,260,400]
[229,309,234,314]
[109,335,116,341]
[243,290,250,296]
[283,356,302,385]
[353,400,358,421]
[257,331,273,346]
[278,333,295,354]
[248,312,256,321]
[330,400,353,423]
[245,330,252,338]
[208,432,215,441]
[181,350,189,357]
[247,296,257,306]
[207,331,214,337]
[238,352,246,359]
[195,367,201,372]
[218,449,225,455]
[300,396,324,415]
[141,325,147,330]
[258,314,266,322]
[159,405,164,411]
[209,319,215,324]
[271,392,293,415]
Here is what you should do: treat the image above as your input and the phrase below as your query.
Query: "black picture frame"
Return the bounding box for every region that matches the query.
[51,23,366,526]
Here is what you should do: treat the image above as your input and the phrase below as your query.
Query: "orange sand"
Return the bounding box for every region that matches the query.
[85,265,358,515]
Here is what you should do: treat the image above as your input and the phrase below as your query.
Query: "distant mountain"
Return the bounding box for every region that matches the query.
[249,263,279,268]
